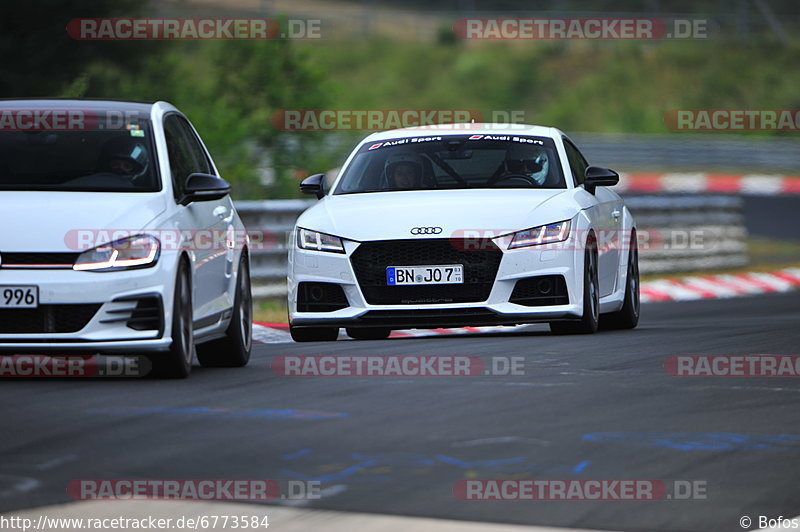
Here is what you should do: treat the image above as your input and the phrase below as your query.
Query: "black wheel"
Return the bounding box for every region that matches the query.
[148,261,193,378]
[197,254,253,367]
[346,327,391,340]
[601,233,640,330]
[550,237,599,335]
[290,326,339,342]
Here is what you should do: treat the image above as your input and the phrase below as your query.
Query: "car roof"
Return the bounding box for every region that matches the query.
[0,98,156,114]
[362,123,562,142]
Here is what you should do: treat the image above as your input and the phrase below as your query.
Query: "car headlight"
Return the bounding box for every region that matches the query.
[506,220,571,249]
[296,228,345,254]
[73,235,160,272]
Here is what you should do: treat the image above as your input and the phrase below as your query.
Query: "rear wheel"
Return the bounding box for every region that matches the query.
[550,237,599,335]
[290,326,339,342]
[148,261,193,378]
[346,327,391,340]
[601,234,640,330]
[197,254,253,367]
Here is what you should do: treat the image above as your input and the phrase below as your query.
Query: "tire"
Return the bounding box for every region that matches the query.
[148,261,193,378]
[197,254,253,367]
[600,233,640,330]
[290,326,339,342]
[346,327,391,340]
[549,237,599,335]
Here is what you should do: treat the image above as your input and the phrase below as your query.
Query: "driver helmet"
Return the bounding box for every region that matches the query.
[97,136,149,178]
[505,147,549,185]
[385,152,423,188]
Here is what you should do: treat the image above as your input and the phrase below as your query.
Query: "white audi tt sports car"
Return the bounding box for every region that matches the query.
[0,99,252,377]
[288,124,639,342]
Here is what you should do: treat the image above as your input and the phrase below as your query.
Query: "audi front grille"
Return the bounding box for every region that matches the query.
[350,238,502,305]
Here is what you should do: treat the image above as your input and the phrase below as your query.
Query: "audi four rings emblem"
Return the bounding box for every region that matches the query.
[410,227,443,235]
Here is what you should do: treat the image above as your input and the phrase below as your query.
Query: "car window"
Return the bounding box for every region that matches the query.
[334,135,566,194]
[163,114,196,199]
[0,115,160,192]
[563,138,589,186]
[177,117,213,175]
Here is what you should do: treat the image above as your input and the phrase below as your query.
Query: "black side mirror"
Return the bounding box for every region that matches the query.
[583,166,619,194]
[179,173,230,206]
[300,173,326,199]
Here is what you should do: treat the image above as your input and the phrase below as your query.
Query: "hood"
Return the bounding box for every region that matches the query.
[297,188,578,241]
[0,192,167,251]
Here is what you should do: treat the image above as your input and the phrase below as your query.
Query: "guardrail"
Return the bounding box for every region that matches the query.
[236,194,748,299]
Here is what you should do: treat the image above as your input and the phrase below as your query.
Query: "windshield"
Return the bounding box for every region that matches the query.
[334,134,565,194]
[0,118,160,192]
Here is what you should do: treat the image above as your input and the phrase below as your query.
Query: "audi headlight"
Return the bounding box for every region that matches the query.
[73,235,160,272]
[506,220,571,249]
[296,228,345,254]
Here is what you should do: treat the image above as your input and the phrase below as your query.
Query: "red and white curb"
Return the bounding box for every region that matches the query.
[640,267,800,302]
[253,268,800,343]
[617,173,800,195]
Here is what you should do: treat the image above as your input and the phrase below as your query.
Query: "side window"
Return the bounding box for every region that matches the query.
[177,117,213,175]
[563,138,588,186]
[163,115,195,199]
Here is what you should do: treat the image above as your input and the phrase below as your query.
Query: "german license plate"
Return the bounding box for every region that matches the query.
[0,286,39,308]
[386,265,464,285]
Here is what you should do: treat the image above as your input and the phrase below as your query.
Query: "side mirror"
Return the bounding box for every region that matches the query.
[300,173,326,200]
[179,173,231,206]
[583,166,619,194]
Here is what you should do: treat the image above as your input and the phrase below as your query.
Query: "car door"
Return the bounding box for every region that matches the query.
[163,114,228,323]
[562,137,619,297]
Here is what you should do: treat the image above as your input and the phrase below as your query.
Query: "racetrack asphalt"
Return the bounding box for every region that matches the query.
[1,292,799,531]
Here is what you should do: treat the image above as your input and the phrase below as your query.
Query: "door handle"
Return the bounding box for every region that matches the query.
[213,206,229,219]
[611,209,621,220]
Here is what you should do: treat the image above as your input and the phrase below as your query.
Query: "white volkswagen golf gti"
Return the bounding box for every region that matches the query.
[288,124,639,341]
[0,99,252,377]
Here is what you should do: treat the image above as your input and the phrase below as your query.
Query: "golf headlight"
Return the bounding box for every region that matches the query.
[73,235,160,271]
[507,220,571,249]
[297,228,345,254]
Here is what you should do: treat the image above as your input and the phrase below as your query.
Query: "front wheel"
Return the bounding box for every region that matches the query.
[197,254,253,367]
[148,262,193,378]
[290,326,339,342]
[601,234,640,330]
[550,239,599,335]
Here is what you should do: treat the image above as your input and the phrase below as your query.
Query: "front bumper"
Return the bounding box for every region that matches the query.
[0,262,174,354]
[288,237,584,329]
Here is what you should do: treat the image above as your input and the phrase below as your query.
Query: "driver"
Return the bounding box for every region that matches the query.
[97,136,149,180]
[385,152,424,190]
[504,146,550,186]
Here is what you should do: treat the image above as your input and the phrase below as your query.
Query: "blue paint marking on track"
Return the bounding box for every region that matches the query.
[434,455,526,468]
[583,432,800,451]
[283,449,313,460]
[86,407,349,421]
[280,460,378,482]
[573,460,591,473]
